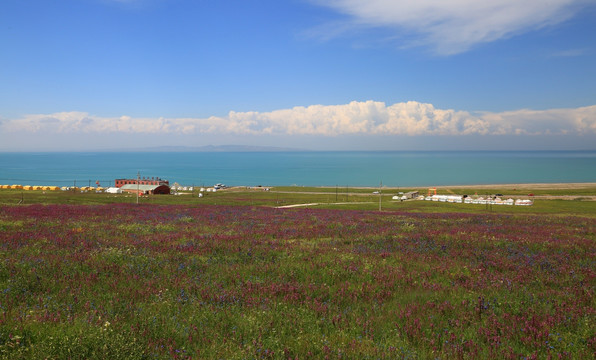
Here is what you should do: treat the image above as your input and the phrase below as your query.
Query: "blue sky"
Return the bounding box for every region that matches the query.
[1,0,595,151]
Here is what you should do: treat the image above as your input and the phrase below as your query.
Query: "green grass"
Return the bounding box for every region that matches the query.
[1,186,596,217]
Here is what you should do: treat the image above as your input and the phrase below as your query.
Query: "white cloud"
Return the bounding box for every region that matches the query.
[3,101,595,137]
[550,48,589,57]
[310,0,587,54]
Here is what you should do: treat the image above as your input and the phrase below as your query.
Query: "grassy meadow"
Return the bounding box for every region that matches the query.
[0,186,594,358]
[2,185,596,216]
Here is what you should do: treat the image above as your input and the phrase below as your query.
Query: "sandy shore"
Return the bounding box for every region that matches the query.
[336,183,596,190]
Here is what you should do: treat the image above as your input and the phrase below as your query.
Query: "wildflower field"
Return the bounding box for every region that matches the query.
[0,203,594,359]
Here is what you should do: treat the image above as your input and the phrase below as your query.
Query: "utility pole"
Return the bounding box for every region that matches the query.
[136,171,140,205]
[379,181,382,211]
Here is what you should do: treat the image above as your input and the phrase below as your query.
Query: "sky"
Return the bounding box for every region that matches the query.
[1,0,595,151]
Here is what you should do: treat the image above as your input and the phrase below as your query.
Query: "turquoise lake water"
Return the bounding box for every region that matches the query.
[1,151,595,187]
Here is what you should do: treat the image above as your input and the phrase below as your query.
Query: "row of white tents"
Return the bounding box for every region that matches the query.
[55,186,123,193]
[422,195,533,206]
[172,184,227,192]
[171,186,195,191]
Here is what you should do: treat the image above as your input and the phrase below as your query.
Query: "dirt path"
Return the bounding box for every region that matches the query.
[276,202,374,209]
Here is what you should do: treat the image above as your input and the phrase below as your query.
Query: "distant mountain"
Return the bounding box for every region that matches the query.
[129,145,308,152]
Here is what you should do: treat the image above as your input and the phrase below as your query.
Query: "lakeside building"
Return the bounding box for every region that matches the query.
[115,177,169,188]
[120,184,171,195]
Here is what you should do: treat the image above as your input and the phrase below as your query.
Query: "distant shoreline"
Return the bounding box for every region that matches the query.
[4,182,596,191]
[2,148,595,153]
[333,183,596,190]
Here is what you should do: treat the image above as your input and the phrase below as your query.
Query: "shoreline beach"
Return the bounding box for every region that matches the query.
[4,182,596,191]
[325,182,596,190]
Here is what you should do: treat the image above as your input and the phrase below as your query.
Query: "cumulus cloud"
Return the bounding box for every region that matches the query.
[2,101,595,137]
[310,0,588,54]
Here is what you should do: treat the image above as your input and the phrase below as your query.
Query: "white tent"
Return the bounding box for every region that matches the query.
[105,187,122,194]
